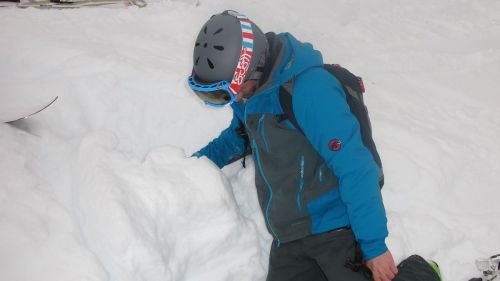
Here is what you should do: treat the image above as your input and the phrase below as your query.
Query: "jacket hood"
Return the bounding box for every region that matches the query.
[256,32,324,93]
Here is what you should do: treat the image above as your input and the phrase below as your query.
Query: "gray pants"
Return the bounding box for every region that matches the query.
[266,228,370,281]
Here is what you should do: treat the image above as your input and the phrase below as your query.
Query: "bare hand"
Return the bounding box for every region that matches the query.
[366,250,398,281]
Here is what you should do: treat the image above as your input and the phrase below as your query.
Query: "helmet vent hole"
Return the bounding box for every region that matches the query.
[204,43,208,48]
[195,42,200,47]
[203,25,207,34]
[213,28,223,35]
[213,45,224,51]
[207,58,214,69]
[195,57,200,65]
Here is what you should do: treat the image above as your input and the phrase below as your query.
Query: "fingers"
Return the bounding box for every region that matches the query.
[383,269,396,280]
[390,262,399,275]
[367,251,398,281]
[373,269,395,281]
[372,264,398,281]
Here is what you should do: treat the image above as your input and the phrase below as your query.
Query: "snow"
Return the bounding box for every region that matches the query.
[1,0,499,280]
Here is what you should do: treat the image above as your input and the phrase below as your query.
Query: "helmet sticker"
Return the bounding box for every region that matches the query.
[232,48,252,87]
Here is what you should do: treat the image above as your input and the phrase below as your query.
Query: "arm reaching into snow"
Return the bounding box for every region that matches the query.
[193,113,249,169]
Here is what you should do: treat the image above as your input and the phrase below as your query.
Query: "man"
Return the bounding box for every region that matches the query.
[188,10,397,281]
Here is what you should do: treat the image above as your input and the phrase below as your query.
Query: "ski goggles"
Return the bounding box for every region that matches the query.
[187,10,255,107]
[187,76,236,107]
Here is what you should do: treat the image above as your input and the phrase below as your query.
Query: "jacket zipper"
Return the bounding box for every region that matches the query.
[252,139,280,244]
[297,155,305,213]
[319,165,323,182]
[257,115,270,152]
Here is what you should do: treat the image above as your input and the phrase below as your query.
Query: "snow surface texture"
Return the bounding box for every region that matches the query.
[1,0,499,280]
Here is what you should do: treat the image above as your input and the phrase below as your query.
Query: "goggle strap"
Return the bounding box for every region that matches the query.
[227,11,254,95]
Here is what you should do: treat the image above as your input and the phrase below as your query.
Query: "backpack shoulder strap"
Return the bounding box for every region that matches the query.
[278,77,304,134]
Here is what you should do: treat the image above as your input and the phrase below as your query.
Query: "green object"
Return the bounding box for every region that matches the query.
[427,260,443,280]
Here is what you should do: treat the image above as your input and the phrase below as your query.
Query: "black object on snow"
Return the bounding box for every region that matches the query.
[393,255,441,281]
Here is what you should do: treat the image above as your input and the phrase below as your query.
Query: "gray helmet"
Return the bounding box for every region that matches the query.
[192,10,268,83]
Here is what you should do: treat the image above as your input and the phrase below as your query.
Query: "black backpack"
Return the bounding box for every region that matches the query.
[393,255,442,281]
[278,64,384,188]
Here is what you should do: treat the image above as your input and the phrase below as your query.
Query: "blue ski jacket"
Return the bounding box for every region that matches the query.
[195,33,388,260]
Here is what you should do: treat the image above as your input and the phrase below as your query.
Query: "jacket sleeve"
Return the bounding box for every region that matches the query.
[193,113,249,169]
[292,68,388,260]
